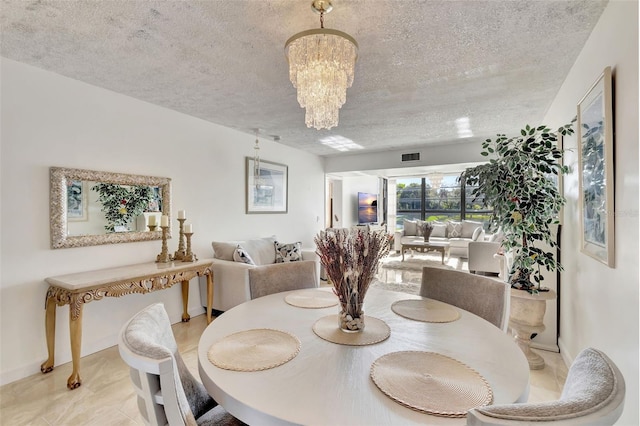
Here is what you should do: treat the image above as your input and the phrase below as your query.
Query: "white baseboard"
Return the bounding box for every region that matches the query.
[1,307,207,387]
[531,341,559,352]
[188,306,206,319]
[0,361,45,387]
[558,338,575,367]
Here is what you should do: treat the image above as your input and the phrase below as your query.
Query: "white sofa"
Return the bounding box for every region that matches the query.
[394,219,485,258]
[198,236,320,312]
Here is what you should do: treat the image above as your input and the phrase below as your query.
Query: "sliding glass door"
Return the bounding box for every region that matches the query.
[396,173,492,230]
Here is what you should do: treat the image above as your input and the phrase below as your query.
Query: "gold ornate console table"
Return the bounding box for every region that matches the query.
[42,258,215,390]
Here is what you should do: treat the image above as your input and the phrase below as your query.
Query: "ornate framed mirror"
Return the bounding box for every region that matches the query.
[50,167,172,249]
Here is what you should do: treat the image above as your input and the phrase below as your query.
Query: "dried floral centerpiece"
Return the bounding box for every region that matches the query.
[315,228,391,332]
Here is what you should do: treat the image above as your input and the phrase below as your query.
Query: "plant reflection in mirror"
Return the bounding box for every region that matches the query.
[92,183,153,232]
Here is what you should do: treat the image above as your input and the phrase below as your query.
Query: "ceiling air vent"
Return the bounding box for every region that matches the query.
[401,152,420,162]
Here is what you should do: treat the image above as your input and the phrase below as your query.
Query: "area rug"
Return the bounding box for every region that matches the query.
[322,253,469,297]
[371,280,421,295]
[379,252,468,272]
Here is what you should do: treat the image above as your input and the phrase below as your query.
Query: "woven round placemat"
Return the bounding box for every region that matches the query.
[370,351,493,417]
[312,314,390,346]
[285,289,339,308]
[207,329,300,372]
[391,299,461,323]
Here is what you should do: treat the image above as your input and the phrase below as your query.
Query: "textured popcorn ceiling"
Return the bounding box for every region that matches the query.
[1,0,608,157]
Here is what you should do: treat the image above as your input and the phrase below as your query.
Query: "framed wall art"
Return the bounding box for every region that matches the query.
[577,66,614,267]
[246,157,288,214]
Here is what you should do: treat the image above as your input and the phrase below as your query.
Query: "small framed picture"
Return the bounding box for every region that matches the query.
[246,157,288,214]
[577,66,614,267]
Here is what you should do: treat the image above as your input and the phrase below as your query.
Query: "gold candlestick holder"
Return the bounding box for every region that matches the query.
[156,225,172,263]
[148,225,158,232]
[173,218,186,261]
[182,232,198,262]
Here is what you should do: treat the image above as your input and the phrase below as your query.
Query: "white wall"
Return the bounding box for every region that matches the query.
[338,176,380,228]
[0,58,325,385]
[326,178,344,228]
[324,140,487,174]
[542,1,638,424]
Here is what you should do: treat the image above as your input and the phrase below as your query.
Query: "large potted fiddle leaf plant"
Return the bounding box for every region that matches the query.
[461,121,574,293]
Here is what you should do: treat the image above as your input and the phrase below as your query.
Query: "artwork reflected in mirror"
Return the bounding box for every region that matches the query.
[51,167,171,249]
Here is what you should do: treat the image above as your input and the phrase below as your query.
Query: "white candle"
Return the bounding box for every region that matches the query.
[184,224,193,233]
[160,215,169,227]
[178,210,186,219]
[148,215,157,226]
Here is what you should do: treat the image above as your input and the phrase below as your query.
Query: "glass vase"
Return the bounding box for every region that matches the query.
[338,308,365,332]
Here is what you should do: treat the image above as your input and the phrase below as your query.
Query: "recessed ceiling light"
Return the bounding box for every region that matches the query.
[455,117,474,138]
[319,135,364,152]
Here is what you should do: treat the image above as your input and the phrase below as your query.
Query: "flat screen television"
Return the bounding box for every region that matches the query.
[358,192,378,224]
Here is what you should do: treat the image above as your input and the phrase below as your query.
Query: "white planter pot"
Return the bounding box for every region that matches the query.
[509,289,556,370]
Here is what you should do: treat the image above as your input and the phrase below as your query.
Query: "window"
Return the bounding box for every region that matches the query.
[396,173,491,229]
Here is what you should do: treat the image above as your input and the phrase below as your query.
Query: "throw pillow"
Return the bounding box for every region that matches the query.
[212,241,240,261]
[233,245,256,265]
[242,236,277,265]
[447,221,463,238]
[431,223,447,238]
[472,226,483,241]
[461,220,484,238]
[274,241,302,263]
[402,219,418,236]
[415,220,426,236]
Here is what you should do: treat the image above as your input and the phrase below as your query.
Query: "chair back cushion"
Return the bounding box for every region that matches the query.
[120,303,217,425]
[249,260,318,299]
[420,267,508,329]
[559,348,624,417]
[468,348,625,424]
[122,303,178,359]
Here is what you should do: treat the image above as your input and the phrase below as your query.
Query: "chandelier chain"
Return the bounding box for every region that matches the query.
[254,131,261,189]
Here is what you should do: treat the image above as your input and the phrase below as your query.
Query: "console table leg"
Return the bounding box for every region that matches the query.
[67,303,83,389]
[40,295,56,374]
[181,280,190,322]
[206,273,214,324]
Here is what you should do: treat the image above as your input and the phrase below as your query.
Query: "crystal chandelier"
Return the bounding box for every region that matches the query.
[284,0,358,130]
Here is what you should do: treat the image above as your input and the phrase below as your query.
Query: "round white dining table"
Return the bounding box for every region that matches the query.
[198,287,530,426]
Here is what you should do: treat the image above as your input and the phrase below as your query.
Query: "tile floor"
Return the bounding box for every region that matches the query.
[0,256,568,425]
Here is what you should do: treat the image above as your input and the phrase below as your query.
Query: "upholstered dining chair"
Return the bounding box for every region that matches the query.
[467,347,626,425]
[420,266,509,330]
[118,303,243,426]
[248,259,318,299]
